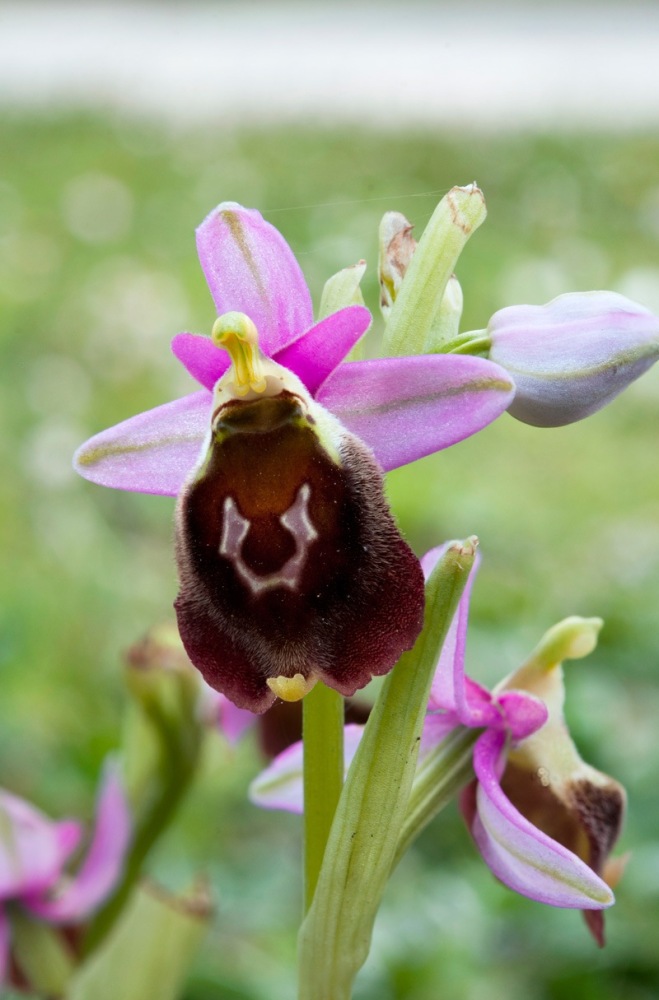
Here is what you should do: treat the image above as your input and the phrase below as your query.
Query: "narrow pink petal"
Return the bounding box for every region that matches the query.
[248,725,364,814]
[427,551,489,726]
[171,333,230,391]
[27,765,132,923]
[317,355,515,471]
[196,203,313,353]
[468,730,614,909]
[0,791,80,899]
[275,306,372,394]
[172,306,371,394]
[74,390,210,496]
[0,906,10,988]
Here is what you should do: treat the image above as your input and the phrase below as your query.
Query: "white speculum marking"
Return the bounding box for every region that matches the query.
[219,483,318,594]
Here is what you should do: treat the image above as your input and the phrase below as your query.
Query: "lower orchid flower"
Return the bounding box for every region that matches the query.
[250,545,626,943]
[0,764,131,986]
[74,202,515,713]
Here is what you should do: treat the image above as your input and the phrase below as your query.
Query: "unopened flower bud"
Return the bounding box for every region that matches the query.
[487,291,659,427]
[378,212,417,319]
[382,185,487,356]
[319,260,367,319]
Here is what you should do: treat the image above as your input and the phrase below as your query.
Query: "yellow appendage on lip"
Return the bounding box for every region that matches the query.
[266,673,318,702]
[212,311,267,396]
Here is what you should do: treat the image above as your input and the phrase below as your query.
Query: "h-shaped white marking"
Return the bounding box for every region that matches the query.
[219,483,318,594]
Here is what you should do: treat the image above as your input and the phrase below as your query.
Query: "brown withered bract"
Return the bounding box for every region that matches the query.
[174,313,424,713]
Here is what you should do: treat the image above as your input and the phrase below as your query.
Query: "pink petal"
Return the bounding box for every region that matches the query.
[171,333,230,391]
[172,305,371,395]
[275,306,372,394]
[467,730,614,909]
[422,549,503,732]
[0,791,81,900]
[317,355,515,472]
[249,725,364,814]
[27,765,132,923]
[196,203,313,353]
[74,390,210,496]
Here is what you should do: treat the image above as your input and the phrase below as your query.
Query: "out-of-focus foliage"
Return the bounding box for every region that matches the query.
[1,114,658,998]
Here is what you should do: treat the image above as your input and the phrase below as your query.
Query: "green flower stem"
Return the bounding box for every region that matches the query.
[394,726,479,866]
[442,330,491,356]
[83,702,203,954]
[297,539,477,1000]
[303,682,345,912]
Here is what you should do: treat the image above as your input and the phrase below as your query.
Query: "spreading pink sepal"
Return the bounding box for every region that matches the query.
[0,791,82,899]
[196,202,313,353]
[465,729,614,910]
[74,390,211,496]
[317,354,515,472]
[249,725,365,814]
[25,765,131,923]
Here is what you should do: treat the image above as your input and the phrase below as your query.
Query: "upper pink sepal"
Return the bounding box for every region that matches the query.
[196,203,313,353]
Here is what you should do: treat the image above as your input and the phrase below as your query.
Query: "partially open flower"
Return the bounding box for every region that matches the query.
[483,618,627,944]
[75,203,515,712]
[251,547,625,942]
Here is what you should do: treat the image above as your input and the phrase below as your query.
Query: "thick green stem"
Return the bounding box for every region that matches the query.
[298,540,477,1000]
[303,682,345,912]
[394,726,479,866]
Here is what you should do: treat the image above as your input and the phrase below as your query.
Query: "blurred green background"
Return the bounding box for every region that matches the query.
[1,113,659,998]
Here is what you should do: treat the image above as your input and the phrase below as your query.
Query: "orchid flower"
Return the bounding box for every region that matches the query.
[0,765,131,985]
[250,546,625,943]
[75,203,515,713]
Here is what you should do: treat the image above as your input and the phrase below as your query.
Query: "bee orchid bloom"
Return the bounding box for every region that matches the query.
[75,204,515,712]
[0,766,131,984]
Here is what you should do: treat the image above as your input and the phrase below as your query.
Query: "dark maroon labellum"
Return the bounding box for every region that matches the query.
[174,390,424,712]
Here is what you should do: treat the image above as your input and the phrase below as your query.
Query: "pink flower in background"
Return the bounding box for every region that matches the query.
[0,765,131,984]
[251,546,625,941]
